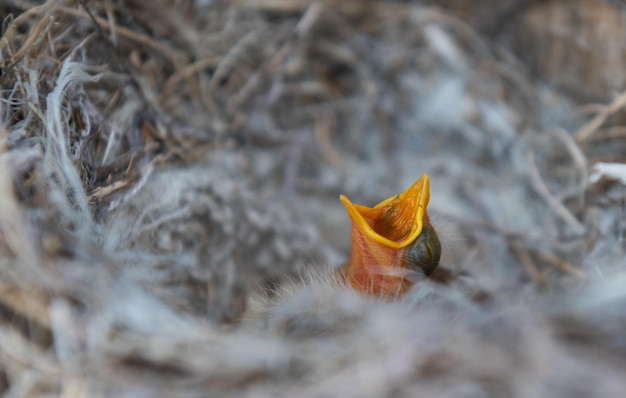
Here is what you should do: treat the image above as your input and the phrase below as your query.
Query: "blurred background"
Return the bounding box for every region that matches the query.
[1,0,626,396]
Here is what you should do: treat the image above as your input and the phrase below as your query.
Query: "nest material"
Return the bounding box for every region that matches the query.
[0,0,626,397]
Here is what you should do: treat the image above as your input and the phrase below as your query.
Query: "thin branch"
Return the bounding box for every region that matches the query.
[527,150,586,235]
[575,90,626,143]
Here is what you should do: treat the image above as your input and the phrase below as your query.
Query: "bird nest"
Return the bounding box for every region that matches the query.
[1,0,626,396]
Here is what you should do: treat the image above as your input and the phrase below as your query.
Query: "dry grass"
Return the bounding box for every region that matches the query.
[0,0,626,396]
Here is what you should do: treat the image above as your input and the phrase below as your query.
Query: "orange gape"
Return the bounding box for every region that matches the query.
[340,174,437,297]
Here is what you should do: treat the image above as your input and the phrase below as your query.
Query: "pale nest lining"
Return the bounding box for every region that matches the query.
[0,1,625,397]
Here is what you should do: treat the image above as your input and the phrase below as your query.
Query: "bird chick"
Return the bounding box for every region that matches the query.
[340,174,441,297]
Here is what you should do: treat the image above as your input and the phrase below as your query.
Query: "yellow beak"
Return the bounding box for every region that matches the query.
[340,174,432,296]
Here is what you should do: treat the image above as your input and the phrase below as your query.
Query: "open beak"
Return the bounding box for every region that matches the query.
[340,174,435,297]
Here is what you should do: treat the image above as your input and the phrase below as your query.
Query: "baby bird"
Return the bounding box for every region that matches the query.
[339,174,442,297]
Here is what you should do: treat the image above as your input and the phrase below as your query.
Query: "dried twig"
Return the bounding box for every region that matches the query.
[6,14,54,65]
[534,249,585,279]
[511,244,543,283]
[551,128,588,206]
[159,56,222,103]
[527,150,586,235]
[575,90,626,143]
[47,3,184,67]
[0,286,51,329]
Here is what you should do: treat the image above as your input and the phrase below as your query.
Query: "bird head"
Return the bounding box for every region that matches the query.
[340,174,441,297]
